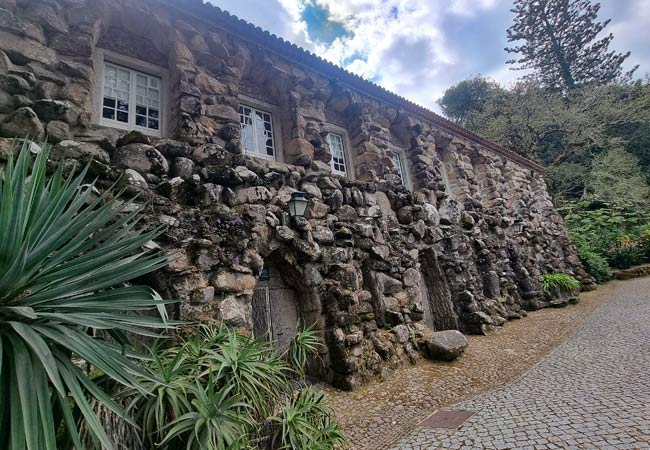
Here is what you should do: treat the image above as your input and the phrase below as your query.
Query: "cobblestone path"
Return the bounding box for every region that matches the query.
[392,277,650,449]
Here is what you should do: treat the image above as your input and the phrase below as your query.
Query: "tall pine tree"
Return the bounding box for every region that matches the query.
[505,0,637,92]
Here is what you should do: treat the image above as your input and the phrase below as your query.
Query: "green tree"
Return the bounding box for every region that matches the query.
[505,0,637,92]
[464,80,568,162]
[437,76,500,124]
[588,147,650,205]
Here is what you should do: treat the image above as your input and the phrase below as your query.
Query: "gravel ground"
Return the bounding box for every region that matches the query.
[321,281,619,450]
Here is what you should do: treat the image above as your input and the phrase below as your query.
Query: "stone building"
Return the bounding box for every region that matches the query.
[0,0,591,389]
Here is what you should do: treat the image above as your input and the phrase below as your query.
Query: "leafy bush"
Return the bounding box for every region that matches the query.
[123,325,345,450]
[574,241,611,283]
[542,273,581,293]
[607,235,645,269]
[561,200,650,278]
[0,142,173,450]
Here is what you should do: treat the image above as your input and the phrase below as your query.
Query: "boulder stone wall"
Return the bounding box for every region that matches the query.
[0,0,592,389]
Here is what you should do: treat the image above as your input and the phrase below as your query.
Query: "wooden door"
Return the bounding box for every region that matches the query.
[252,266,298,354]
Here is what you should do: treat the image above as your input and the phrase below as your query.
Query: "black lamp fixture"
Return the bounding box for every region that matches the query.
[288,191,309,218]
[512,217,525,233]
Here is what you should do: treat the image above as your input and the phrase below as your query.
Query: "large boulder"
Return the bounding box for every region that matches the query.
[0,107,44,140]
[424,330,468,361]
[112,143,169,176]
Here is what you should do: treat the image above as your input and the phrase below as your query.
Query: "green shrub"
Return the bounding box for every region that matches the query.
[271,388,346,450]
[607,235,645,269]
[0,142,173,450]
[561,200,650,276]
[576,245,611,283]
[286,324,323,376]
[542,273,581,293]
[123,324,345,450]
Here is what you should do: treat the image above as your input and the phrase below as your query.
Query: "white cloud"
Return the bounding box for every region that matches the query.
[207,0,647,113]
[212,0,504,109]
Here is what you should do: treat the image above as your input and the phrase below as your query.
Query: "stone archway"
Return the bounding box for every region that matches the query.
[419,248,459,331]
[252,265,299,354]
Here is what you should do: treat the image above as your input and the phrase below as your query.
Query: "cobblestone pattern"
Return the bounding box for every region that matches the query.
[392,277,650,449]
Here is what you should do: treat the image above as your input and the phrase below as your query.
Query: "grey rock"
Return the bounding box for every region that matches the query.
[32,99,68,121]
[156,139,192,158]
[52,140,110,164]
[45,120,69,143]
[425,330,468,361]
[113,143,169,176]
[0,107,44,140]
[234,165,258,183]
[116,130,150,147]
[172,157,195,180]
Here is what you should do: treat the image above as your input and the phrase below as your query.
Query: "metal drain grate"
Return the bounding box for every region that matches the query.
[419,410,475,429]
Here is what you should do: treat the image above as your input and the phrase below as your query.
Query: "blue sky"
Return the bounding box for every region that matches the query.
[208,0,649,112]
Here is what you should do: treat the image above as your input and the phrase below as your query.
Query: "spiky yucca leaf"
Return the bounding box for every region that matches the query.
[286,324,323,376]
[0,142,175,450]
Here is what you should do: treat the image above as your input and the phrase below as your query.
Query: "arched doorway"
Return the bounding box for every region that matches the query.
[252,265,299,354]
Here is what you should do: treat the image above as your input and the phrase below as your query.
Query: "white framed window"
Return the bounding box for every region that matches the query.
[100,62,162,137]
[239,105,275,159]
[391,151,412,190]
[327,132,348,176]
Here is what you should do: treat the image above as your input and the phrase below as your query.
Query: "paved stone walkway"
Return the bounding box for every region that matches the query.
[392,277,650,449]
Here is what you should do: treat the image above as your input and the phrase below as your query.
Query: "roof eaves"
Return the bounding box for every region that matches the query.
[160,0,545,173]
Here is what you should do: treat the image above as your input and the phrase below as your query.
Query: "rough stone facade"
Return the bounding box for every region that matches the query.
[0,0,592,389]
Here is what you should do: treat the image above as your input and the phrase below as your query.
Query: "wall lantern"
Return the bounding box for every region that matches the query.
[288,191,309,218]
[512,218,525,233]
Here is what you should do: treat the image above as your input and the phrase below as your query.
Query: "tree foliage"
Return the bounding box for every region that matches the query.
[437,76,501,124]
[588,147,650,206]
[505,0,637,92]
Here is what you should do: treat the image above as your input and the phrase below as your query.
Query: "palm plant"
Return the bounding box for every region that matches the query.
[209,329,289,421]
[124,346,194,449]
[0,142,173,450]
[160,377,252,450]
[125,324,345,450]
[270,388,346,450]
[285,324,323,376]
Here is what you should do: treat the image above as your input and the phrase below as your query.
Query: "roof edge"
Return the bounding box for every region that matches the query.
[160,0,545,173]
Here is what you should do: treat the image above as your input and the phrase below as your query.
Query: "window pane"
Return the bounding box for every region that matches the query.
[136,115,147,127]
[102,108,115,120]
[117,110,128,123]
[327,133,347,175]
[117,100,129,112]
[149,109,159,119]
[148,118,159,130]
[103,97,116,108]
[136,105,147,115]
[392,155,401,179]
